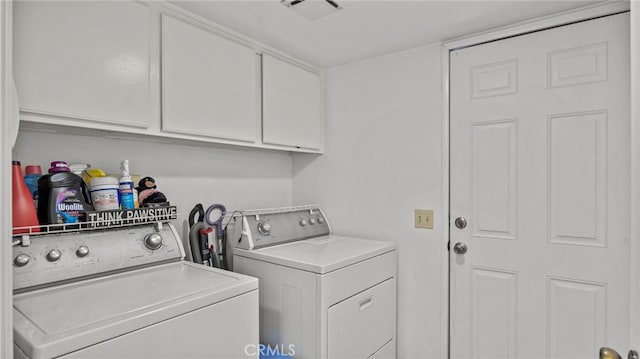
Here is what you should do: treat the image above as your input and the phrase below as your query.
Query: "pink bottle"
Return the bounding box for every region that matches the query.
[12,161,40,234]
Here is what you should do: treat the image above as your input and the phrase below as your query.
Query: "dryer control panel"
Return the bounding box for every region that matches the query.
[234,205,331,250]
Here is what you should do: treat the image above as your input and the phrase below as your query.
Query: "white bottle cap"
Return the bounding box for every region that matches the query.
[69,163,90,175]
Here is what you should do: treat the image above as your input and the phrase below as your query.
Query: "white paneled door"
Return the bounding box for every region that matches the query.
[450,13,630,359]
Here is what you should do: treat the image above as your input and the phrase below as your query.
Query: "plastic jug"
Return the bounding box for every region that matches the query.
[12,161,40,234]
[24,165,42,209]
[37,168,93,226]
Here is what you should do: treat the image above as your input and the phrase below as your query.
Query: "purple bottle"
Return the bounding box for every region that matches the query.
[37,161,93,227]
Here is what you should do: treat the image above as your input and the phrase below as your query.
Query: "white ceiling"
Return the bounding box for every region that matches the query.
[169,0,602,68]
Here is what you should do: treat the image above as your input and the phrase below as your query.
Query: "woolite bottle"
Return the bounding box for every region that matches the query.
[38,171,93,225]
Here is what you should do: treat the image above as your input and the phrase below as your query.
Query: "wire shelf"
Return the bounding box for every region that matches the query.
[12,206,178,242]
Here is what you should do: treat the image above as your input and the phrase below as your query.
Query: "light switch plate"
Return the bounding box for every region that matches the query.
[415,209,434,229]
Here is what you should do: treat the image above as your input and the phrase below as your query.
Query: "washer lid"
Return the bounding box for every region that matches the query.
[234,235,396,274]
[13,261,257,359]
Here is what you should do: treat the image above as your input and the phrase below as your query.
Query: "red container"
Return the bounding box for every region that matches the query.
[12,161,40,234]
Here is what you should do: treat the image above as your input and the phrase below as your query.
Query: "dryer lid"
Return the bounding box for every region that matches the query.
[234,235,396,274]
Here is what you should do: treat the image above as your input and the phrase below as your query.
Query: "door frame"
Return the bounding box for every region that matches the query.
[1,0,13,357]
[440,1,635,357]
[632,0,640,353]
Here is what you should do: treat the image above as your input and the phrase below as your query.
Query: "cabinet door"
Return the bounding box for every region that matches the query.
[161,15,258,143]
[262,54,322,150]
[13,1,152,128]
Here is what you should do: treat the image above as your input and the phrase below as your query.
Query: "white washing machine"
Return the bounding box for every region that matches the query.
[12,219,258,359]
[232,205,397,359]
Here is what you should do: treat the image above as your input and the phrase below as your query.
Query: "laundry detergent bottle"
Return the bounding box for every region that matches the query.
[12,161,40,234]
[38,162,93,226]
[24,165,42,209]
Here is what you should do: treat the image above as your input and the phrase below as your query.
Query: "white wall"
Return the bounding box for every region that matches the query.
[292,44,445,359]
[12,130,293,237]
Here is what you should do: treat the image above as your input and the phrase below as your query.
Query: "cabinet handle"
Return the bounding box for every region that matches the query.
[359,296,373,311]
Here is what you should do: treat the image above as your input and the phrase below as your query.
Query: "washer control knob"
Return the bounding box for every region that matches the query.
[257,222,271,235]
[299,219,308,227]
[14,254,30,267]
[144,233,163,250]
[76,245,90,257]
[317,217,325,224]
[309,218,316,225]
[46,249,62,262]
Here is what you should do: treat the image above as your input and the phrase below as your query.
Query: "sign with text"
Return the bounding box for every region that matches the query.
[86,206,177,228]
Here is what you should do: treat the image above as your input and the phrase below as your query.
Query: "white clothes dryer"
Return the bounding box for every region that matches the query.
[232,205,397,359]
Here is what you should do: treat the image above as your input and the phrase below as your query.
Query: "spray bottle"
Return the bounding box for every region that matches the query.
[119,160,138,210]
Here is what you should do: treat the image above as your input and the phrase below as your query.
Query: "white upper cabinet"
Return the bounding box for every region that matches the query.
[161,14,259,143]
[13,1,152,128]
[13,1,322,153]
[262,54,322,151]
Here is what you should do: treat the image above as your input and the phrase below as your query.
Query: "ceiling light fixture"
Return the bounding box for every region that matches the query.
[281,0,345,20]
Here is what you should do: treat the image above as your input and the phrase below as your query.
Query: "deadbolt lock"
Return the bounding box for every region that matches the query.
[454,217,468,229]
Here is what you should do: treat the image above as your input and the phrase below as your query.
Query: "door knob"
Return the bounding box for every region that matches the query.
[455,217,468,229]
[600,347,622,359]
[598,348,639,359]
[453,242,467,254]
